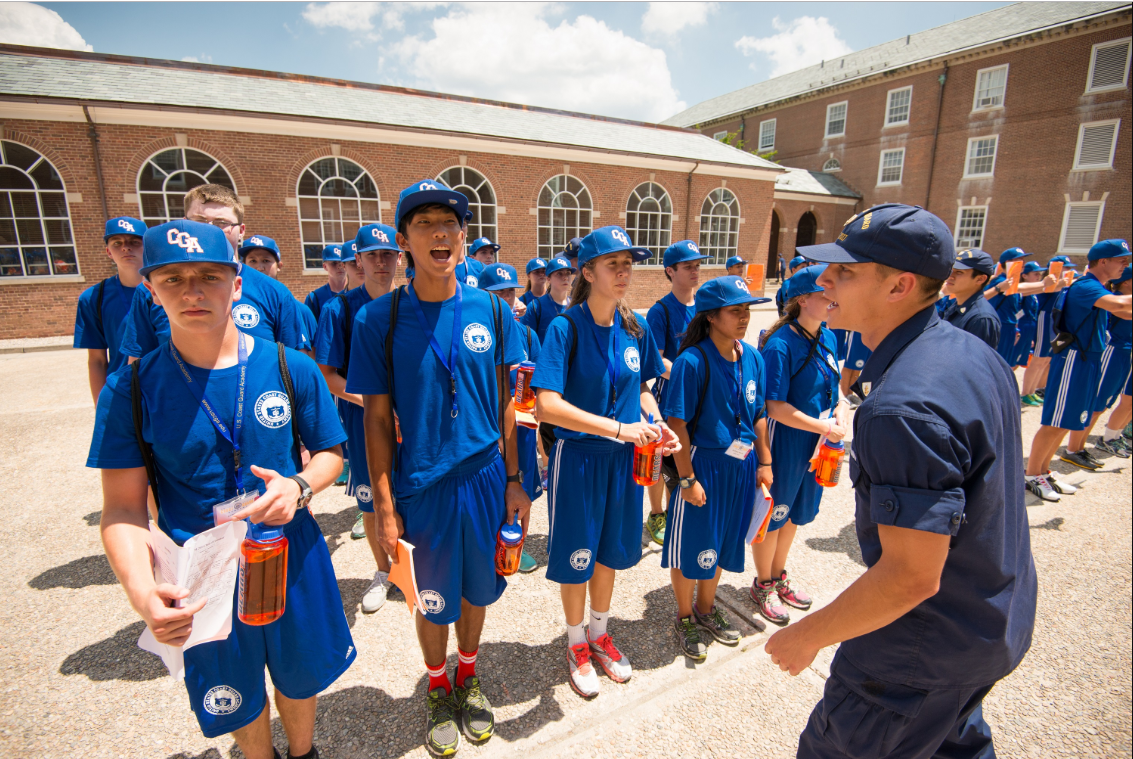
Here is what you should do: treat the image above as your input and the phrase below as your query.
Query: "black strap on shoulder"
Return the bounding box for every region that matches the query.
[788,321,825,383]
[94,278,107,337]
[276,342,304,470]
[335,292,353,379]
[659,300,672,354]
[525,325,533,356]
[687,344,711,438]
[490,293,509,474]
[386,286,403,475]
[130,360,161,514]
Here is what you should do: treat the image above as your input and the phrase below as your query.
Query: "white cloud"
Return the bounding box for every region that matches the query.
[641,2,717,37]
[181,55,213,64]
[735,16,852,78]
[391,3,684,122]
[0,3,92,51]
[302,2,444,34]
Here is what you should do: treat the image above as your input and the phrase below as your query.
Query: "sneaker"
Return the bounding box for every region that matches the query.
[1034,388,1045,400]
[646,511,666,546]
[1123,423,1131,441]
[425,687,461,757]
[588,632,633,683]
[693,605,740,646]
[1095,438,1131,459]
[567,642,600,698]
[774,570,813,611]
[674,616,708,661]
[750,579,790,625]
[1060,449,1102,471]
[1021,394,1043,407]
[453,675,494,743]
[1047,471,1078,495]
[1025,474,1061,502]
[351,511,366,539]
[361,570,389,613]
[518,550,538,574]
[335,460,350,486]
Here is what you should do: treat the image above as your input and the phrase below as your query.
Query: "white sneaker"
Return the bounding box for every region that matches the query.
[1025,474,1061,502]
[1047,471,1078,495]
[362,570,390,613]
[588,631,633,683]
[567,642,600,698]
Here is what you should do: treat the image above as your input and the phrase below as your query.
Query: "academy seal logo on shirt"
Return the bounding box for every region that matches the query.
[697,549,718,569]
[419,590,445,614]
[356,484,373,503]
[465,275,479,287]
[771,504,790,522]
[624,346,640,372]
[570,549,592,571]
[255,391,292,429]
[203,685,242,716]
[232,303,261,329]
[463,323,492,352]
[746,379,757,404]
[1080,411,1089,423]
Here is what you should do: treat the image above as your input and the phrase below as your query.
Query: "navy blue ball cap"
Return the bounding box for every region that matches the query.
[395,179,469,228]
[545,256,576,275]
[999,247,1029,264]
[239,234,280,261]
[694,275,771,313]
[725,255,746,269]
[578,226,651,264]
[526,257,548,274]
[663,240,709,268]
[321,244,344,262]
[1048,255,1078,269]
[784,264,828,301]
[952,249,996,276]
[341,240,357,262]
[356,223,400,253]
[1088,238,1131,262]
[563,237,583,259]
[141,220,237,276]
[1022,261,1043,274]
[104,216,146,241]
[788,255,807,270]
[798,203,955,281]
[478,263,520,291]
[469,237,500,256]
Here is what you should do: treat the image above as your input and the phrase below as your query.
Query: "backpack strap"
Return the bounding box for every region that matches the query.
[385,286,403,474]
[687,344,711,438]
[525,325,533,357]
[659,300,672,355]
[788,321,825,384]
[130,360,161,514]
[276,342,304,470]
[335,292,353,378]
[94,278,107,338]
[490,293,509,472]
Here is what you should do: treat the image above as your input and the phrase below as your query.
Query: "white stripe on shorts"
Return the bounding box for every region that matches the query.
[1053,349,1076,427]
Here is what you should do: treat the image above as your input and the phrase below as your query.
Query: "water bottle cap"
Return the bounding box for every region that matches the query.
[247,521,285,542]
[499,520,523,545]
[519,360,536,369]
[824,438,845,450]
[648,412,654,424]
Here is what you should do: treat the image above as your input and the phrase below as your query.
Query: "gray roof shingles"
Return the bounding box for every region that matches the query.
[776,167,860,198]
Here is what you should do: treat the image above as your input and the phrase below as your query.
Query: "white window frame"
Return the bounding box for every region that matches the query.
[713,130,728,141]
[822,157,841,173]
[758,119,776,151]
[825,101,848,138]
[885,86,912,127]
[1085,37,1131,94]
[536,174,593,260]
[963,135,999,178]
[972,64,1009,112]
[625,182,673,266]
[877,148,905,186]
[1058,201,1106,254]
[698,188,742,265]
[1072,119,1121,171]
[0,140,79,278]
[437,165,498,244]
[295,156,381,271]
[954,206,988,250]
[137,147,237,228]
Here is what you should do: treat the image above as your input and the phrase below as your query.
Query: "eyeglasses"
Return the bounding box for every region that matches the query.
[186,216,241,229]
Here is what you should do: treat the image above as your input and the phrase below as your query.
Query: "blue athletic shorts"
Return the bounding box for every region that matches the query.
[518,425,543,501]
[845,333,871,372]
[546,438,643,584]
[1009,321,1037,368]
[336,396,350,462]
[183,510,356,738]
[1042,349,1102,430]
[1035,311,1054,359]
[1093,344,1132,413]
[342,402,373,512]
[767,420,823,531]
[662,447,756,580]
[396,444,507,625]
[994,325,1017,364]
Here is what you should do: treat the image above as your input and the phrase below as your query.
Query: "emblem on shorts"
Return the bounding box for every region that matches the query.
[232,303,261,329]
[1080,411,1088,423]
[745,379,757,404]
[466,275,479,287]
[255,391,292,429]
[463,322,492,352]
[855,359,864,369]
[419,590,446,614]
[570,549,592,571]
[771,504,790,522]
[356,484,373,503]
[203,685,242,716]
[624,346,640,373]
[697,549,718,569]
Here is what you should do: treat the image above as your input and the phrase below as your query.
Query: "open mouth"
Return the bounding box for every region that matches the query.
[429,245,452,262]
[826,299,839,311]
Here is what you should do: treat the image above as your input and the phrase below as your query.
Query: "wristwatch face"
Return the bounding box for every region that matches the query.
[680,477,694,488]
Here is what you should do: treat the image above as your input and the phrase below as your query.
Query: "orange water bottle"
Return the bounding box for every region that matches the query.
[514,361,536,412]
[238,522,288,626]
[633,413,663,487]
[814,439,845,487]
[395,413,402,444]
[494,513,525,576]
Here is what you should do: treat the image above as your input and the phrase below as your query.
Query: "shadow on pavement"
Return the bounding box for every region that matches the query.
[315,505,363,558]
[1032,516,1065,530]
[804,523,865,566]
[60,620,167,681]
[166,750,223,759]
[83,510,102,526]
[29,553,117,589]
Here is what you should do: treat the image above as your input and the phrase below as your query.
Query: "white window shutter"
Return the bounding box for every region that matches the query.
[1063,205,1103,251]
[1076,122,1118,168]
[1090,40,1131,91]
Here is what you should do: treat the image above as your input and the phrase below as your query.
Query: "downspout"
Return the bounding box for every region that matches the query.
[82,106,110,219]
[924,65,948,211]
[685,162,700,241]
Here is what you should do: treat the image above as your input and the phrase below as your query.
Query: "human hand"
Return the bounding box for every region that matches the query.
[757,465,773,488]
[232,465,301,526]
[505,482,532,536]
[764,622,820,676]
[683,480,706,506]
[658,423,682,455]
[376,506,405,564]
[618,421,661,446]
[139,584,207,646]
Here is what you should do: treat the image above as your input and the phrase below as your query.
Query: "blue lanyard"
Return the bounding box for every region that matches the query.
[406,282,462,418]
[169,332,249,492]
[581,303,621,417]
[794,322,838,411]
[708,340,745,429]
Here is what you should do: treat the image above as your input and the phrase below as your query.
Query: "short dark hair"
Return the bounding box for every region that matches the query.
[875,263,945,304]
[396,202,462,237]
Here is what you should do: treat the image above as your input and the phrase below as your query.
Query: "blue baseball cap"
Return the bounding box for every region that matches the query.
[341,240,357,262]
[563,237,583,260]
[999,247,1029,264]
[725,256,746,269]
[1022,261,1043,274]
[239,234,280,261]
[1088,238,1131,262]
[577,226,651,265]
[141,220,237,276]
[694,276,771,313]
[478,263,520,291]
[356,223,400,253]
[663,240,709,268]
[321,244,343,262]
[104,216,146,241]
[788,256,807,270]
[784,264,829,301]
[1048,255,1078,269]
[469,237,500,256]
[526,257,548,275]
[1114,265,1132,286]
[952,249,996,276]
[545,256,576,276]
[395,178,469,229]
[798,204,955,281]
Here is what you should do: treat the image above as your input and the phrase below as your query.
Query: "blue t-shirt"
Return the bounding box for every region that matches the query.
[455,258,484,288]
[1018,294,1039,326]
[298,298,318,347]
[662,339,766,449]
[521,292,569,343]
[1108,312,1132,351]
[519,290,537,306]
[304,282,346,325]
[86,338,346,545]
[531,305,665,441]
[1059,273,1111,354]
[512,324,542,393]
[987,274,1022,328]
[646,292,696,362]
[761,324,840,417]
[73,275,136,373]
[345,284,527,496]
[314,286,373,370]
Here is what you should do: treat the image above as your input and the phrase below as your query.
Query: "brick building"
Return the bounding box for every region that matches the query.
[666,2,1132,265]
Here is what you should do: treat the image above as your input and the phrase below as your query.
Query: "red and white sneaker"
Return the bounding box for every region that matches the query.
[588,632,633,683]
[750,578,790,625]
[774,570,812,610]
[567,642,600,698]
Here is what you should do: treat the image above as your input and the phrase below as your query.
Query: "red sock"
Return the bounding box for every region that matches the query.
[426,660,451,694]
[456,647,478,687]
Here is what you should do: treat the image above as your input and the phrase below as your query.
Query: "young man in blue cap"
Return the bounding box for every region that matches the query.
[1025,240,1132,489]
[939,248,1002,350]
[74,216,147,402]
[468,237,499,266]
[725,255,746,277]
[1021,256,1075,404]
[347,179,529,756]
[522,255,575,342]
[341,240,364,290]
[1093,265,1133,458]
[90,219,353,759]
[775,255,807,316]
[520,257,548,306]
[241,235,318,353]
[304,244,347,324]
[768,203,1036,759]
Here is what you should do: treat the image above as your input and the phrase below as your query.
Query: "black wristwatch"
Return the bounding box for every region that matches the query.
[289,474,313,510]
[679,476,697,489]
[506,471,524,484]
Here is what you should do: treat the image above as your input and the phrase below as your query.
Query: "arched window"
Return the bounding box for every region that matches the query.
[537,175,592,259]
[138,148,235,227]
[297,157,381,270]
[797,211,818,247]
[822,157,841,172]
[698,188,740,264]
[437,166,496,244]
[625,182,672,265]
[0,141,77,277]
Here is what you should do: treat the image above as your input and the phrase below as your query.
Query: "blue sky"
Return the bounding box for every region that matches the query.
[12,2,1009,122]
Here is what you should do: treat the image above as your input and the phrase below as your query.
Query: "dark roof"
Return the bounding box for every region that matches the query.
[776,168,860,198]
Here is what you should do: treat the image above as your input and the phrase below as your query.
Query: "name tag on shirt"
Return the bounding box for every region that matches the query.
[1015,310,1025,319]
[213,490,260,526]
[725,439,753,460]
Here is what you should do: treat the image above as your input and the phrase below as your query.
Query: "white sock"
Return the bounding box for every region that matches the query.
[1104,427,1121,441]
[588,609,609,640]
[566,622,586,647]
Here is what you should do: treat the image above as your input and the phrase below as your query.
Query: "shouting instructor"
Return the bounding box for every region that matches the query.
[765,204,1036,758]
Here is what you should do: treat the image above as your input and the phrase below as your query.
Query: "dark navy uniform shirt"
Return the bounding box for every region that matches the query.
[846,306,1036,689]
[940,291,1002,350]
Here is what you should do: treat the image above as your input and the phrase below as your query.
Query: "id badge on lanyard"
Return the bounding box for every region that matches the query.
[725,439,753,460]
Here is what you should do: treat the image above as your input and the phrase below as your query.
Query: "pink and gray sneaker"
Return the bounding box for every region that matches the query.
[750,578,790,625]
[774,569,812,610]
